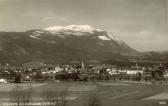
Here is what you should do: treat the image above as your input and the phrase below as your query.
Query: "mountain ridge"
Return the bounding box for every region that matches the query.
[0,25,143,65]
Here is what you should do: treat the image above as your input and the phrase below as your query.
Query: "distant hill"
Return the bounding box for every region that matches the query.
[104,51,168,66]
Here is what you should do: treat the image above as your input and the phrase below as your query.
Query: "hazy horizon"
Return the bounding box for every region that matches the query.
[0,0,167,51]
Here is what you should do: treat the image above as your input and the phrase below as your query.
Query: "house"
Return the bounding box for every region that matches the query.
[0,79,7,83]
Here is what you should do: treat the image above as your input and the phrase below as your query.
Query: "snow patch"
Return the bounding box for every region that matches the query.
[49,41,56,44]
[107,33,122,43]
[44,25,102,34]
[29,35,56,44]
[56,35,66,38]
[33,32,41,37]
[98,36,111,40]
[96,28,104,32]
[64,25,96,33]
[45,26,64,32]
[35,31,44,34]
[63,31,86,36]
[29,35,38,39]
[43,25,123,43]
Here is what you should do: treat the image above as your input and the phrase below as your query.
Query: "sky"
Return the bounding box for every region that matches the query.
[0,0,167,51]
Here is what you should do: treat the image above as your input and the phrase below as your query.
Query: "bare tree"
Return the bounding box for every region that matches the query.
[41,89,59,106]
[59,86,68,106]
[10,84,33,106]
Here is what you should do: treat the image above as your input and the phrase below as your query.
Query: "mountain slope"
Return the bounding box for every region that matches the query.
[0,25,137,65]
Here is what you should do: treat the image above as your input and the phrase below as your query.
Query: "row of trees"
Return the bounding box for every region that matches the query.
[10,84,101,106]
[10,84,32,106]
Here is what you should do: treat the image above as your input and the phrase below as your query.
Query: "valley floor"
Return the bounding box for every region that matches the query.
[0,81,167,106]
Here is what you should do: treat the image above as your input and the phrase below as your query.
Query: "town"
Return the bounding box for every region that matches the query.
[0,61,168,84]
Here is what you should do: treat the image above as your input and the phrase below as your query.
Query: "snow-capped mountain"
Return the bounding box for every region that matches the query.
[0,25,137,65]
[30,25,123,43]
[45,25,121,42]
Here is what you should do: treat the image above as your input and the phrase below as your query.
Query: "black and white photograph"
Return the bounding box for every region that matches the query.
[0,0,168,106]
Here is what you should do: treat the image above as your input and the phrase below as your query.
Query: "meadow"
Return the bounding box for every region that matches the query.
[0,81,167,106]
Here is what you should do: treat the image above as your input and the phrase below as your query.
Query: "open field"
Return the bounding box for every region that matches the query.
[0,81,168,106]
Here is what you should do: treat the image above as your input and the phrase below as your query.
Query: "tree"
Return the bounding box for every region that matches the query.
[14,73,22,83]
[10,84,33,106]
[41,84,69,106]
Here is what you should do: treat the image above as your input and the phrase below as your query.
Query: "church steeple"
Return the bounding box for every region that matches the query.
[81,59,85,69]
